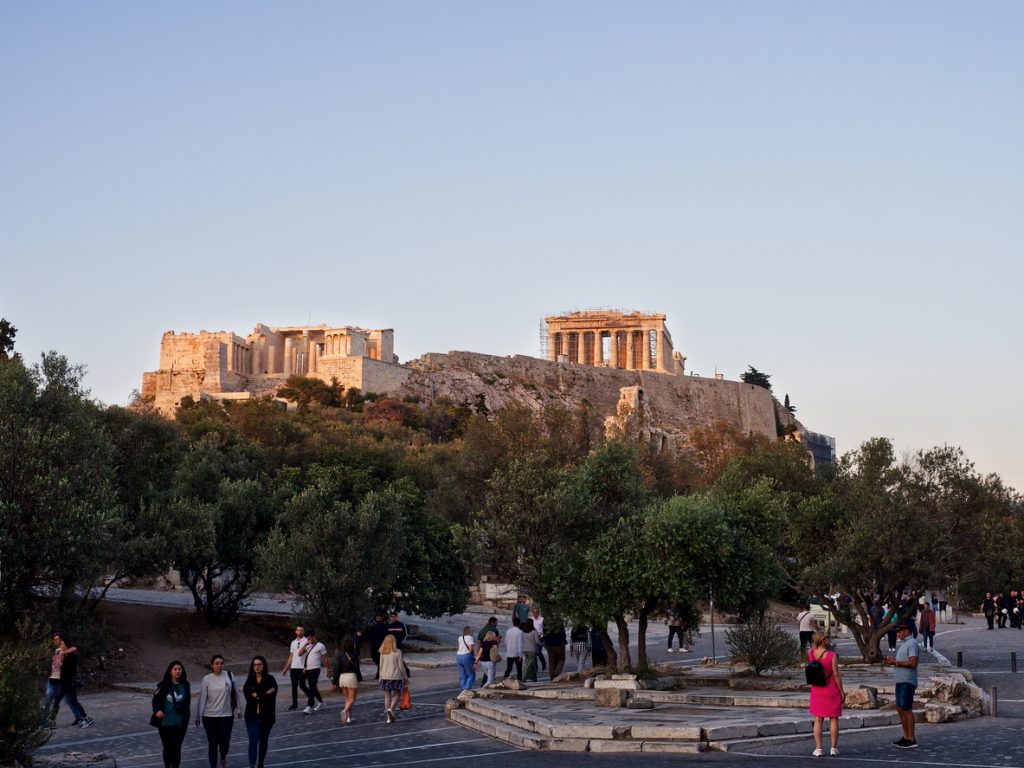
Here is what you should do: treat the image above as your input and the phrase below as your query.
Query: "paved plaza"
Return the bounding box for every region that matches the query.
[39,590,1024,767]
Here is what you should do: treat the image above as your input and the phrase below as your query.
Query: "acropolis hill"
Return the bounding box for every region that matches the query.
[141,310,833,460]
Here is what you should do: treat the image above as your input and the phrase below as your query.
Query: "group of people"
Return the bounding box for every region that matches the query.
[452,596,621,692]
[980,590,1024,630]
[39,632,95,730]
[806,620,921,756]
[151,622,409,768]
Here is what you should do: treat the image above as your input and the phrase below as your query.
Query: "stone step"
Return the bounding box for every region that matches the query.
[450,708,706,753]
[709,722,903,752]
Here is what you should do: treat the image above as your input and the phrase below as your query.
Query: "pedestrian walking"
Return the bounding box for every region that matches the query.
[151,660,190,768]
[386,612,408,649]
[982,592,996,630]
[455,626,477,691]
[195,655,239,768]
[502,615,524,680]
[41,632,93,728]
[569,624,591,674]
[885,623,920,748]
[513,594,531,624]
[531,607,547,671]
[362,614,388,679]
[242,656,277,768]
[476,616,501,644]
[918,601,936,651]
[330,636,363,724]
[280,626,309,710]
[796,604,816,654]
[667,604,691,653]
[301,630,330,714]
[475,631,499,687]
[377,635,408,723]
[521,619,540,682]
[808,632,844,757]
[543,622,567,680]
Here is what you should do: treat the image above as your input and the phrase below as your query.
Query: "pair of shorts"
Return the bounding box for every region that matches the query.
[894,682,916,710]
[336,673,359,689]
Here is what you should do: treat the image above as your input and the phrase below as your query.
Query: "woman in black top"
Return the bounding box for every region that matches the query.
[242,656,277,768]
[330,636,363,724]
[151,660,191,768]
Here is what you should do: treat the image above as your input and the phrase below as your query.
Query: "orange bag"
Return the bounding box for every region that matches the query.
[400,685,411,710]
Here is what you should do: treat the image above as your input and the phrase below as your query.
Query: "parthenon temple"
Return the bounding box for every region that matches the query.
[545,310,685,374]
[141,322,410,415]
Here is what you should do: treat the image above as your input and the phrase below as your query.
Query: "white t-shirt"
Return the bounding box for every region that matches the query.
[304,641,327,669]
[505,626,524,657]
[798,611,814,632]
[290,637,309,669]
[457,634,475,656]
[533,615,544,636]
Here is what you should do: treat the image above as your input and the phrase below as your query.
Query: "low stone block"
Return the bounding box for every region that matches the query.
[641,742,707,753]
[594,679,641,690]
[588,740,643,753]
[595,688,629,708]
[611,673,639,681]
[703,724,760,740]
[757,721,799,736]
[445,698,464,716]
[547,739,590,752]
[845,686,879,709]
[631,725,702,741]
[456,689,476,701]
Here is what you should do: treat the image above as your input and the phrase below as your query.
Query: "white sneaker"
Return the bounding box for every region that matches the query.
[680,648,690,652]
[667,648,675,653]
[302,706,312,715]
[812,748,822,757]
[830,747,840,756]
[313,701,323,711]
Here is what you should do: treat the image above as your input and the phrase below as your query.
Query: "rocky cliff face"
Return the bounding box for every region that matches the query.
[396,351,801,448]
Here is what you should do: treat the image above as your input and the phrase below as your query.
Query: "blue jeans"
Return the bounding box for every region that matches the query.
[456,654,476,690]
[41,679,86,724]
[245,719,273,766]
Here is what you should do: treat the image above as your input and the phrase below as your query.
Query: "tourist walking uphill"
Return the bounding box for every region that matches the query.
[151,661,190,768]
[377,635,409,723]
[475,631,499,687]
[242,656,277,768]
[807,632,844,757]
[330,636,363,724]
[196,655,239,768]
[281,625,309,710]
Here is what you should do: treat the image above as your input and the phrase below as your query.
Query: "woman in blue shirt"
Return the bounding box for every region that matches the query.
[151,660,191,768]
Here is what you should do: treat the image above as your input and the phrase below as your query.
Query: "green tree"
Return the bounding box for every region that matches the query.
[0,626,51,763]
[0,318,16,361]
[0,353,120,626]
[784,394,796,413]
[258,479,409,643]
[740,366,772,391]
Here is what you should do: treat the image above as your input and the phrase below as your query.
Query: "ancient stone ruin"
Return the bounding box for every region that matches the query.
[141,323,410,415]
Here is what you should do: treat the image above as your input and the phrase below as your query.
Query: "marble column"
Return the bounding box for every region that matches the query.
[642,329,652,370]
[594,331,604,365]
[625,331,635,370]
[284,338,294,375]
[656,330,666,371]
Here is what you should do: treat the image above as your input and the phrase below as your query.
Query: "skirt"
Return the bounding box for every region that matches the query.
[379,679,405,692]
[337,673,359,689]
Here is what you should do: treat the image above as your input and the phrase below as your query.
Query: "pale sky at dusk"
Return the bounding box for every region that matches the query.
[3,3,1022,488]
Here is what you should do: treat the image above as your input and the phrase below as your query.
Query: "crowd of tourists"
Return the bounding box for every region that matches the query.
[979,590,1024,629]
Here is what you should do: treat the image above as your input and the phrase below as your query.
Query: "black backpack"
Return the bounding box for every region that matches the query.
[805,650,829,687]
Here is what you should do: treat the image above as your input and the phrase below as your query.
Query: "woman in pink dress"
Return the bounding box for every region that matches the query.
[808,631,845,756]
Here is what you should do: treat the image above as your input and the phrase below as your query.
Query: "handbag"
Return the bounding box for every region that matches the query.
[489,645,501,663]
[399,685,411,711]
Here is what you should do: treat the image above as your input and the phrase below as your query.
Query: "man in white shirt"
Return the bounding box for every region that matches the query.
[302,630,332,714]
[281,625,309,710]
[796,604,817,654]
[531,607,547,672]
[503,616,525,681]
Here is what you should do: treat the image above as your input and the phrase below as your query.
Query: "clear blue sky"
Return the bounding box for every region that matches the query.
[3,3,1022,489]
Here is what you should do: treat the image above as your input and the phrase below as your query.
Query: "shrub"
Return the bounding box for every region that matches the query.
[0,624,52,764]
[725,620,799,675]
